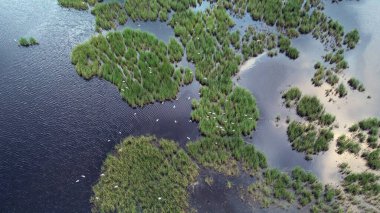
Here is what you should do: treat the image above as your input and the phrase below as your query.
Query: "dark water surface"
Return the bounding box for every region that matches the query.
[0,1,200,212]
[1,0,379,212]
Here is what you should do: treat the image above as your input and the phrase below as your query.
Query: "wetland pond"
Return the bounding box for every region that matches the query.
[0,0,379,212]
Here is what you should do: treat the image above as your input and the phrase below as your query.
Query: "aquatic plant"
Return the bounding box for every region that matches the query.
[287,121,333,155]
[344,29,360,49]
[296,96,324,121]
[348,77,365,92]
[366,149,380,170]
[71,29,188,107]
[19,37,39,47]
[91,2,127,32]
[319,113,335,126]
[187,136,267,175]
[282,87,302,107]
[168,38,184,63]
[247,166,342,210]
[343,172,380,196]
[336,135,360,155]
[91,136,199,212]
[57,0,97,10]
[336,83,347,97]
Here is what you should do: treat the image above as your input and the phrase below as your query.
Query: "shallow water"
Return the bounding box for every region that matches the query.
[0,0,379,212]
[235,0,380,184]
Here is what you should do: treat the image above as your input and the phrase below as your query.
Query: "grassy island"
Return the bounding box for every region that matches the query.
[65,0,374,211]
[71,29,189,107]
[282,88,336,156]
[19,37,39,47]
[91,136,198,212]
[58,0,98,10]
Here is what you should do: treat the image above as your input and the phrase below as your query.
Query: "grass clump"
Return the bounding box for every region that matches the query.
[91,2,127,32]
[247,166,342,210]
[71,29,188,107]
[343,172,380,196]
[91,136,198,212]
[191,87,260,137]
[168,38,184,63]
[19,37,39,47]
[348,78,365,92]
[296,96,324,121]
[287,121,334,155]
[187,136,267,175]
[336,135,361,155]
[336,83,347,98]
[344,29,360,49]
[282,87,302,107]
[366,149,380,170]
[58,0,97,10]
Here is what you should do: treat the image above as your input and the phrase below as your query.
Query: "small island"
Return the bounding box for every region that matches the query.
[19,37,39,47]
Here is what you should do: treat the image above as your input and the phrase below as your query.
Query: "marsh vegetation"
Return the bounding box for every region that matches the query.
[58,0,98,10]
[91,136,198,212]
[337,118,380,171]
[71,29,188,107]
[19,37,39,47]
[64,0,374,211]
[283,88,336,156]
[247,166,344,211]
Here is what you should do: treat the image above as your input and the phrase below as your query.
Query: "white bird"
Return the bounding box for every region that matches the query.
[173,105,176,109]
[76,180,80,183]
[189,120,192,122]
[158,197,162,200]
[119,131,121,134]
[114,185,118,188]
[100,173,105,177]
[156,119,159,122]
[81,175,85,178]
[174,120,178,123]
[188,97,191,100]
[134,113,137,116]
[107,139,110,142]
[187,137,190,140]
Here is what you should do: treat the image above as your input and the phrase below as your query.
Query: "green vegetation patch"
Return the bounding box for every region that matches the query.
[192,87,260,137]
[343,172,380,196]
[366,149,380,170]
[91,2,127,32]
[282,87,302,107]
[58,0,97,10]
[336,135,360,155]
[296,95,324,121]
[348,77,365,92]
[187,136,267,175]
[125,0,198,22]
[287,121,334,155]
[91,136,199,212]
[71,29,188,107]
[344,29,360,49]
[19,37,39,47]
[247,167,343,211]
